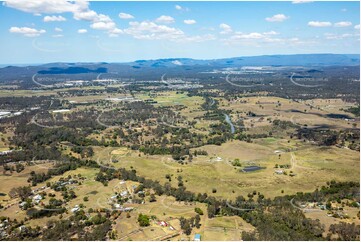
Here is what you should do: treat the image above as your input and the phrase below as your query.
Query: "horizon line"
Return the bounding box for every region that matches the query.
[0,53,359,67]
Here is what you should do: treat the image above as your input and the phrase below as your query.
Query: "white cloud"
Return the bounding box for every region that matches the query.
[355,24,360,30]
[73,10,98,21]
[77,29,87,34]
[263,31,279,35]
[341,8,347,12]
[175,5,189,11]
[155,15,175,24]
[292,1,314,4]
[119,12,134,19]
[52,34,63,38]
[230,32,264,40]
[9,26,46,37]
[223,32,315,47]
[334,21,352,27]
[4,0,121,36]
[54,27,63,32]
[91,21,116,30]
[184,19,196,25]
[123,20,213,43]
[219,23,232,34]
[124,21,183,40]
[3,0,81,14]
[308,21,332,27]
[43,15,66,22]
[324,33,356,40]
[108,28,123,37]
[265,14,289,22]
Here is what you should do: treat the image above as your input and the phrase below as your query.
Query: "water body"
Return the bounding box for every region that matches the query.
[224,113,235,134]
[242,166,264,172]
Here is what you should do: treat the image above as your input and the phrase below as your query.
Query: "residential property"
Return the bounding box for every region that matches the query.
[71,205,80,213]
[275,169,284,175]
[194,233,201,241]
[32,195,42,204]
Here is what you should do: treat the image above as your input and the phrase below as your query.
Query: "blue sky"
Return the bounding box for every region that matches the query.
[0,0,359,64]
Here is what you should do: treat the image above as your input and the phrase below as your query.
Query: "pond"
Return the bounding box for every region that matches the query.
[242,166,264,172]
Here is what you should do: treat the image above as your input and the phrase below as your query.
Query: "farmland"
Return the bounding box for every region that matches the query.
[0,62,359,241]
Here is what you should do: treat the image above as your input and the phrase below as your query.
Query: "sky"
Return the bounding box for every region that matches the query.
[0,0,359,64]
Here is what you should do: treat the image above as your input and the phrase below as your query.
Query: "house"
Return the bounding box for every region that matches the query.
[275,170,284,175]
[119,207,133,212]
[33,194,42,203]
[160,221,168,227]
[194,234,201,241]
[71,205,80,213]
[119,180,126,185]
[19,202,27,209]
[120,191,128,197]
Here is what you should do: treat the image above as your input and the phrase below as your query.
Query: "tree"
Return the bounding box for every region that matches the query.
[194,214,201,228]
[207,204,216,218]
[138,214,150,227]
[10,186,32,200]
[194,207,204,215]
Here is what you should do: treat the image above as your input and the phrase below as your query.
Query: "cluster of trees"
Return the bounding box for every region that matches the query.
[296,127,360,150]
[179,215,201,235]
[327,222,360,241]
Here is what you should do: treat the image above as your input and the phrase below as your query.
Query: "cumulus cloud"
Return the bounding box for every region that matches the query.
[124,21,183,40]
[43,15,66,22]
[52,34,63,38]
[219,23,232,34]
[108,28,123,37]
[155,15,175,24]
[355,24,360,29]
[9,26,46,37]
[334,21,352,27]
[265,14,289,22]
[54,27,63,32]
[308,21,332,27]
[3,0,81,14]
[73,10,98,21]
[184,19,196,25]
[91,21,116,30]
[4,0,120,37]
[77,29,87,34]
[119,12,134,19]
[122,20,213,43]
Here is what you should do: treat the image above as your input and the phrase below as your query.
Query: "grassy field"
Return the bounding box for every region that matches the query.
[220,96,358,130]
[91,138,359,200]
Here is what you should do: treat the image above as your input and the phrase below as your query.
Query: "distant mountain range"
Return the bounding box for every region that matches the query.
[0,54,359,84]
[125,54,360,68]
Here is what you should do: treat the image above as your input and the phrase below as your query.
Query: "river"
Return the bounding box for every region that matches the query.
[224,113,235,134]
